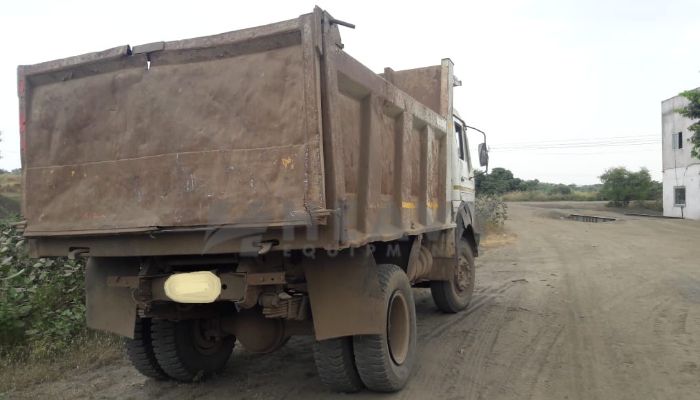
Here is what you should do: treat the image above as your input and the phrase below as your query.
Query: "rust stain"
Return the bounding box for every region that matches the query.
[281,157,294,169]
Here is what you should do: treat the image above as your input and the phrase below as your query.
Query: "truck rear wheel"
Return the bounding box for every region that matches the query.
[151,318,235,382]
[313,337,364,393]
[125,318,169,380]
[430,238,475,313]
[352,264,416,392]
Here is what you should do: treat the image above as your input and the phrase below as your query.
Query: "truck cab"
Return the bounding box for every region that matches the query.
[453,111,476,204]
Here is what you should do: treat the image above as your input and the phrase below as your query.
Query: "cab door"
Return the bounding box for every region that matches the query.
[452,120,475,202]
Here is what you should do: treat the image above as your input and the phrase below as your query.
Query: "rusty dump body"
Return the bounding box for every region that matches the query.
[18,8,459,258]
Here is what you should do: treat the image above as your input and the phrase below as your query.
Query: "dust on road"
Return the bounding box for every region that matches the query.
[9,202,700,400]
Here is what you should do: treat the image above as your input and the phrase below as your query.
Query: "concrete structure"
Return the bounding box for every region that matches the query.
[662,91,700,219]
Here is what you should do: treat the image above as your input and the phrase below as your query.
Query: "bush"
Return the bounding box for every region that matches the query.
[549,184,572,195]
[0,219,87,361]
[476,195,508,229]
[502,190,599,202]
[632,199,663,212]
[599,167,657,207]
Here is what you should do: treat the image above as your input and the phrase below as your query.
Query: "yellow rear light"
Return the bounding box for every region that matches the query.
[163,271,221,303]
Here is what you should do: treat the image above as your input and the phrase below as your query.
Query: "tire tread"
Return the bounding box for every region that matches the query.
[353,264,416,392]
[430,238,475,313]
[313,337,364,392]
[151,319,195,382]
[125,318,169,380]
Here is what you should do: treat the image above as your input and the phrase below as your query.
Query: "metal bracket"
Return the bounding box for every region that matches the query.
[327,17,355,29]
[247,271,286,286]
[255,240,279,255]
[67,247,89,260]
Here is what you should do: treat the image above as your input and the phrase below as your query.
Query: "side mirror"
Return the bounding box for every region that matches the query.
[478,143,489,169]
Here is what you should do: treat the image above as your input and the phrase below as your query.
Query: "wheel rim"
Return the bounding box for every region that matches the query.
[387,290,410,365]
[453,252,472,295]
[191,319,222,356]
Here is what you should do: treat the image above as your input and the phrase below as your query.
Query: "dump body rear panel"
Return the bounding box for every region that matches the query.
[20,9,456,256]
[20,17,325,236]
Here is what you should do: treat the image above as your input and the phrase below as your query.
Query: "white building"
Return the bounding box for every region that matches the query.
[661,91,700,219]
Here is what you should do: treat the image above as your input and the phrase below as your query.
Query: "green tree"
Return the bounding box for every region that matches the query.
[599,167,655,206]
[677,89,700,158]
[549,184,572,195]
[475,167,517,194]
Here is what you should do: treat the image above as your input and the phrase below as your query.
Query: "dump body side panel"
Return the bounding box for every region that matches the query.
[320,14,455,248]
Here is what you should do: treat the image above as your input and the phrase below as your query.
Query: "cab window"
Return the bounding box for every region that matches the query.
[455,123,465,160]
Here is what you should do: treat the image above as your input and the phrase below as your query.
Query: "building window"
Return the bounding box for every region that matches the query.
[672,132,683,149]
[674,187,686,206]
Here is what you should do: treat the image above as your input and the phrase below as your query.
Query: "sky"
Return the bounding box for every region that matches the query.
[0,0,698,184]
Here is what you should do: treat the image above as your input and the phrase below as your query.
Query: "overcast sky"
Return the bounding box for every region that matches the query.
[1,0,698,184]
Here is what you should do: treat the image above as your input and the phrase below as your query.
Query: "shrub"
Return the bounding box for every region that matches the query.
[476,194,508,229]
[0,219,87,361]
[632,199,663,212]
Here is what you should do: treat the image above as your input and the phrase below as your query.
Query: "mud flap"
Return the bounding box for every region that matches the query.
[86,257,139,338]
[303,247,385,341]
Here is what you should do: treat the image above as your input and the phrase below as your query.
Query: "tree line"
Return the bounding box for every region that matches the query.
[475,166,662,206]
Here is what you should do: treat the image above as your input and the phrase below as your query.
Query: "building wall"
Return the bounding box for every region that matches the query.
[663,167,700,219]
[661,92,700,220]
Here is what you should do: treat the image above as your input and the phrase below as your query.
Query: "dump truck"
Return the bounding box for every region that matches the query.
[17,7,487,393]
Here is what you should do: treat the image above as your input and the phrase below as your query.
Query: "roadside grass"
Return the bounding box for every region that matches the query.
[629,200,663,213]
[0,172,21,219]
[0,195,20,218]
[503,190,599,202]
[0,173,20,195]
[603,200,664,216]
[0,332,122,394]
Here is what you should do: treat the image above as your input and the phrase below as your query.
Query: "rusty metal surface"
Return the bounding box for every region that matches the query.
[21,7,457,256]
[86,257,139,338]
[20,15,324,236]
[246,271,287,286]
[106,271,267,303]
[303,247,385,340]
[219,273,247,301]
[383,65,444,116]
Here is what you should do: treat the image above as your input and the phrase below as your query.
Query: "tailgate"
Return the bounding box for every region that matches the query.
[18,13,326,236]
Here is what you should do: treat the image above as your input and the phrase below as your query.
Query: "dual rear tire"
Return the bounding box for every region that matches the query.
[314,240,476,393]
[314,264,417,393]
[125,318,235,382]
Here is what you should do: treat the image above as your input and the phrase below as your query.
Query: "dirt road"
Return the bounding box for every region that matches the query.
[9,202,700,399]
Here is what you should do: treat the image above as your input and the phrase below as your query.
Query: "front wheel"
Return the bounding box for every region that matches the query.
[430,238,476,313]
[352,264,417,392]
[151,318,235,382]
